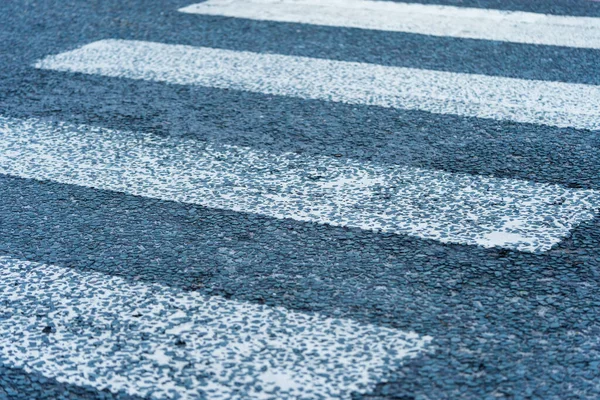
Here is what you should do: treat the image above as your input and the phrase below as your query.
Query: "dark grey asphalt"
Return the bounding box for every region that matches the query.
[1,0,600,399]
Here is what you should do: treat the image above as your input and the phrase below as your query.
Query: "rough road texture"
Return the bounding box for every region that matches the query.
[1,0,600,399]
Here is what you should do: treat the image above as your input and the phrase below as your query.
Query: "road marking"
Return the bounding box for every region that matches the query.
[0,255,431,399]
[35,39,600,130]
[1,116,598,252]
[179,0,600,50]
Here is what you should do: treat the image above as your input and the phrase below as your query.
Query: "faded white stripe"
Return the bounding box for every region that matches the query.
[34,39,600,130]
[180,0,600,50]
[0,255,431,399]
[0,116,598,252]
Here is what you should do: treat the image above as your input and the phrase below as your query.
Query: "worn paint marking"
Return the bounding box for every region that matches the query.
[35,39,600,130]
[0,116,598,252]
[0,255,431,399]
[179,0,600,50]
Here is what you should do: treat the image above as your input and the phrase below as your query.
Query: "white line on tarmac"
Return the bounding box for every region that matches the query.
[179,0,600,50]
[34,39,600,130]
[0,116,598,252]
[0,255,431,399]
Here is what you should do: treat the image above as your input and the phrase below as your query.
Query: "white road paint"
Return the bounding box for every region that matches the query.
[0,255,431,399]
[179,0,600,50]
[0,116,598,252]
[34,39,600,130]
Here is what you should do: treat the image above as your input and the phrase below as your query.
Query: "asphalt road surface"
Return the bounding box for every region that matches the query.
[1,0,600,399]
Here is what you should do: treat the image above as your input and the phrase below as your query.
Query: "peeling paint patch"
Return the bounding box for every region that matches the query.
[0,255,431,399]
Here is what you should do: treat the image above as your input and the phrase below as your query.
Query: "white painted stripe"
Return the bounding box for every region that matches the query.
[0,116,598,252]
[34,39,600,130]
[180,0,600,50]
[0,255,431,399]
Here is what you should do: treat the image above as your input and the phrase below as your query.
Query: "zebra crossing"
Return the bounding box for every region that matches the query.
[1,0,600,399]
